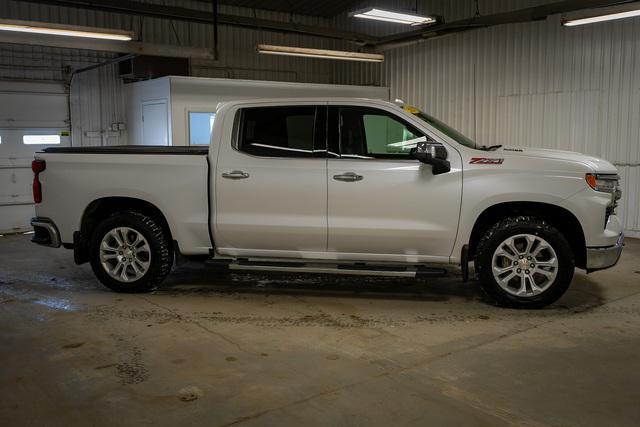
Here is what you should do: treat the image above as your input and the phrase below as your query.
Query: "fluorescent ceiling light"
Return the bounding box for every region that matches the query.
[257,44,384,62]
[350,8,435,25]
[563,5,640,27]
[0,19,133,41]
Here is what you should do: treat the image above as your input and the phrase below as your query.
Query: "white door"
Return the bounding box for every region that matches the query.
[0,81,70,233]
[326,105,463,261]
[214,104,327,255]
[142,100,168,145]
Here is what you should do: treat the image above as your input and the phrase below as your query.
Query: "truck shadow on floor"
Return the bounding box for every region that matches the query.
[157,262,606,310]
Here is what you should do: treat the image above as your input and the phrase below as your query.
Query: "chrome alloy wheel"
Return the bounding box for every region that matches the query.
[99,227,151,283]
[491,234,558,297]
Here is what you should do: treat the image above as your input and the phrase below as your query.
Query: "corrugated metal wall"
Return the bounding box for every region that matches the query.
[334,9,640,235]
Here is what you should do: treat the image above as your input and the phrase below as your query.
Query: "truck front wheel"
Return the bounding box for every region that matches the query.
[474,216,574,308]
[89,212,172,293]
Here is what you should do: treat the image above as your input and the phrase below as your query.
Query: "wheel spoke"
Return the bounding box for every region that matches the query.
[101,240,118,252]
[134,258,149,270]
[493,265,514,275]
[528,274,543,294]
[496,247,517,261]
[536,257,558,267]
[498,270,518,285]
[130,261,141,275]
[506,238,520,256]
[532,243,549,257]
[524,235,535,255]
[516,274,528,295]
[111,230,124,246]
[534,267,555,278]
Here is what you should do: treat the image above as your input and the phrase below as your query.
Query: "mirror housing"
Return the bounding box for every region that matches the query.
[411,141,451,175]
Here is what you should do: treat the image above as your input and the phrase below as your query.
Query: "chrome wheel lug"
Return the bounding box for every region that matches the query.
[525,269,530,274]
[530,263,535,268]
[517,268,521,273]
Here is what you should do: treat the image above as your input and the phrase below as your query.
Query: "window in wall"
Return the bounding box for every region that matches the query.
[23,135,61,145]
[339,107,426,159]
[238,106,318,158]
[189,112,216,145]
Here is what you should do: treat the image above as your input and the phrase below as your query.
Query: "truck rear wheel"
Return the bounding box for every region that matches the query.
[89,212,172,293]
[474,216,574,309]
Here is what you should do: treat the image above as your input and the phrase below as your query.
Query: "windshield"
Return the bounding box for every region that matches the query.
[404,106,476,149]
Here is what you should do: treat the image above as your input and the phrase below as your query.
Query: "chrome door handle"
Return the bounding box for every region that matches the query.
[333,172,363,182]
[222,170,250,180]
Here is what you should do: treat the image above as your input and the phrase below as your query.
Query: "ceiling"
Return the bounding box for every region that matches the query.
[215,0,364,17]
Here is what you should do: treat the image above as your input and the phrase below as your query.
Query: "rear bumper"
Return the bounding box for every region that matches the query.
[30,217,61,248]
[586,233,624,272]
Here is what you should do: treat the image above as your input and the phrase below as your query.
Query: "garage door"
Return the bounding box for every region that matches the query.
[0,81,70,233]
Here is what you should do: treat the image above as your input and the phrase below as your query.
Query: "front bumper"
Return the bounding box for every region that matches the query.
[586,233,624,272]
[30,217,61,248]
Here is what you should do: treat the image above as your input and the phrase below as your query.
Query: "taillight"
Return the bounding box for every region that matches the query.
[32,159,46,204]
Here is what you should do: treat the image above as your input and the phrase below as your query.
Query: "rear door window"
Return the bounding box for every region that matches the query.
[237,106,324,158]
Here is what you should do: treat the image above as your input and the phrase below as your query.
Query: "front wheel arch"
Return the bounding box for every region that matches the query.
[467,202,586,269]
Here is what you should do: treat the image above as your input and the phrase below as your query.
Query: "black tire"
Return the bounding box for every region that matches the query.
[474,216,574,309]
[89,211,172,293]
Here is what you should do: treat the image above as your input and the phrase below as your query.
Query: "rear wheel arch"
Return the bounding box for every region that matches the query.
[76,197,173,264]
[467,202,586,269]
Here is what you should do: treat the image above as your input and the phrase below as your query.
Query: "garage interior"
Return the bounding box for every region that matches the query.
[1,0,639,425]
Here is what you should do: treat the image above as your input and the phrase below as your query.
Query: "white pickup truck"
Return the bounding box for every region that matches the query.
[30,98,624,308]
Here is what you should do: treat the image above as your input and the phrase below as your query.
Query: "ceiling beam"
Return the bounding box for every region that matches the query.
[376,0,636,49]
[18,0,378,45]
[0,31,216,59]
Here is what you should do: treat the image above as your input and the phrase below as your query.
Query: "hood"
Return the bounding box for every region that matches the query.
[494,146,618,174]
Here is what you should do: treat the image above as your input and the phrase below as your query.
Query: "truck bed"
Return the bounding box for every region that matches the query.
[34,146,211,255]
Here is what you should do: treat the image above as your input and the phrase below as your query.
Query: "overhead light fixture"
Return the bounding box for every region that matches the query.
[257,44,384,62]
[350,8,435,25]
[562,4,640,27]
[0,19,134,41]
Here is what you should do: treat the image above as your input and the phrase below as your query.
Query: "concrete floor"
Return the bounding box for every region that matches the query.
[0,235,639,427]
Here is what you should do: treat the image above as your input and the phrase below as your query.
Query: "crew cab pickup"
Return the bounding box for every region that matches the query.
[31,98,624,308]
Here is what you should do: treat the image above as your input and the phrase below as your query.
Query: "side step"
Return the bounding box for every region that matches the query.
[205,259,447,278]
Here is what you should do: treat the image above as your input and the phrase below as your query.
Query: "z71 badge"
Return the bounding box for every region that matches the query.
[470,157,504,165]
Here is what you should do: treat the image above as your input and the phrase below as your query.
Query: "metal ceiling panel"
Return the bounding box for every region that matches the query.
[210,0,363,17]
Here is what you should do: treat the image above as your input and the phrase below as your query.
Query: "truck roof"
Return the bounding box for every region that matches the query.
[216,97,398,109]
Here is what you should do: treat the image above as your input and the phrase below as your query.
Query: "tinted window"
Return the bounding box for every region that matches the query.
[338,107,426,159]
[238,106,319,157]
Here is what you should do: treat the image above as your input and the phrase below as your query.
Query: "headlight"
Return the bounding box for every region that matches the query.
[585,173,620,196]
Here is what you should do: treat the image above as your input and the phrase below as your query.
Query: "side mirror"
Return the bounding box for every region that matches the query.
[411,140,451,175]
